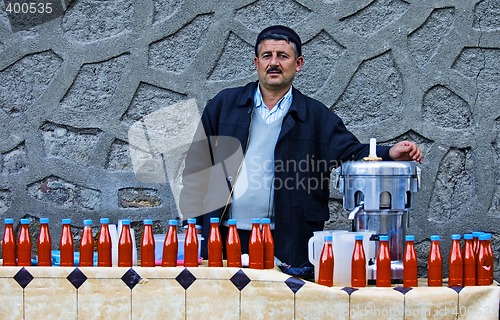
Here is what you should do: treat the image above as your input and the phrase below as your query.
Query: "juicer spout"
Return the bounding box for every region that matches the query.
[348,202,364,220]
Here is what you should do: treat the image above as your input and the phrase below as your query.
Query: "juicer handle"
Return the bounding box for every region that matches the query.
[416,166,421,190]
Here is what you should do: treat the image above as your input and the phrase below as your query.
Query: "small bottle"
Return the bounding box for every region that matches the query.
[463,234,476,286]
[317,235,334,287]
[17,218,32,266]
[226,219,242,268]
[376,235,391,287]
[427,235,443,287]
[80,219,94,267]
[2,218,16,266]
[118,219,133,267]
[403,235,418,287]
[184,218,199,267]
[208,217,223,267]
[249,218,264,269]
[351,234,366,287]
[98,218,112,267]
[162,219,178,267]
[141,219,155,267]
[261,218,274,269]
[60,219,74,267]
[477,233,493,285]
[448,234,463,287]
[38,218,52,266]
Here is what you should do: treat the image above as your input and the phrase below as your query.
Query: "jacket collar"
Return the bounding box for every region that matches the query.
[237,81,307,122]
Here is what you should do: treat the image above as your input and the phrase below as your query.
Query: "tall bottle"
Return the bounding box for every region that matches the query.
[208,217,223,267]
[463,233,476,286]
[141,219,155,267]
[80,219,94,267]
[427,235,443,287]
[38,218,52,266]
[403,235,418,287]
[17,218,32,266]
[226,219,242,268]
[60,219,74,267]
[261,218,274,269]
[184,218,199,267]
[351,234,366,287]
[98,218,112,267]
[477,233,493,285]
[376,235,391,287]
[448,234,463,287]
[317,234,334,287]
[118,219,133,267]
[162,219,178,267]
[249,218,264,269]
[2,218,16,266]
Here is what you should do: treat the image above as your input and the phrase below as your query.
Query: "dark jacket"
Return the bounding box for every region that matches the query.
[180,81,392,267]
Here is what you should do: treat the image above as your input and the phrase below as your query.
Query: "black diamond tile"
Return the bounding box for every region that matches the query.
[175,268,197,290]
[393,286,413,295]
[67,268,87,289]
[285,277,305,294]
[230,269,251,291]
[14,267,34,289]
[449,286,463,294]
[341,287,358,295]
[121,268,142,290]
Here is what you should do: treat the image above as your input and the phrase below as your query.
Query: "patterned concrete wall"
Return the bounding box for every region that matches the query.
[0,0,498,280]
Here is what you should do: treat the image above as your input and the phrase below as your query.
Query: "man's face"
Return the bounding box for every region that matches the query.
[254,39,304,92]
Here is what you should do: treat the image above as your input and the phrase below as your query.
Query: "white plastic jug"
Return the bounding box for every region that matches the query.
[308,230,347,283]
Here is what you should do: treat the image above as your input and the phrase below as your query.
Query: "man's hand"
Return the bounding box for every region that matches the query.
[389,141,423,163]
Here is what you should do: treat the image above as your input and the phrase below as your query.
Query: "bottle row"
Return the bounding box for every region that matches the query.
[1,217,275,269]
[317,233,495,288]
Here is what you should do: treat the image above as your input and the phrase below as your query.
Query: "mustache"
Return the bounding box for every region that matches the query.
[266,66,282,74]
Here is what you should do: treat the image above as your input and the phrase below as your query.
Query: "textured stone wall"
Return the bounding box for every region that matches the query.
[0,0,498,280]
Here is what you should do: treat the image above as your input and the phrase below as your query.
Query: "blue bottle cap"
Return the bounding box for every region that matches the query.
[83,219,92,226]
[121,219,130,225]
[251,218,261,224]
[406,235,415,241]
[196,225,202,230]
[379,235,389,241]
[4,218,14,224]
[40,218,49,224]
[354,235,363,240]
[100,217,110,224]
[187,218,196,224]
[479,234,489,241]
[62,218,71,224]
[261,218,271,224]
[430,235,440,241]
[20,218,30,224]
[463,233,473,240]
[210,217,219,223]
[472,231,483,238]
[143,219,153,225]
[228,219,237,225]
[168,219,178,226]
[451,234,461,240]
[324,235,333,241]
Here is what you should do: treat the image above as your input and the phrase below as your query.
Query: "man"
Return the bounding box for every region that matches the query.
[180,25,422,270]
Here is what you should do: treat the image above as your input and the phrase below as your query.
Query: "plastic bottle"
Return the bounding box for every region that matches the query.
[60,219,74,267]
[184,218,199,267]
[141,219,155,267]
[477,233,493,285]
[351,234,366,287]
[427,235,443,287]
[317,234,334,287]
[80,219,94,267]
[17,218,32,266]
[208,217,223,267]
[226,219,242,268]
[162,219,178,267]
[403,235,418,287]
[376,235,391,287]
[98,218,112,267]
[38,218,52,266]
[249,218,264,269]
[2,218,16,266]
[463,233,476,286]
[448,234,463,287]
[118,219,133,267]
[261,218,274,269]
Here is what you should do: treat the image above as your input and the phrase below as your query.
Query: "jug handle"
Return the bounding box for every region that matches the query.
[308,236,317,265]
